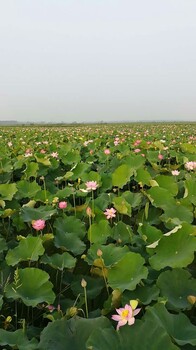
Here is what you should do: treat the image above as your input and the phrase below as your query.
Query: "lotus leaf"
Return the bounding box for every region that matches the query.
[6,235,44,266]
[157,268,196,310]
[5,267,55,307]
[108,252,148,291]
[0,183,17,200]
[41,252,76,270]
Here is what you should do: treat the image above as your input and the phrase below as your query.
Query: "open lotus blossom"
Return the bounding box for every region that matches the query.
[104,207,116,219]
[104,149,111,155]
[185,161,196,171]
[51,151,58,158]
[158,154,163,160]
[171,170,180,176]
[58,201,67,209]
[85,181,98,191]
[32,219,46,231]
[112,301,141,331]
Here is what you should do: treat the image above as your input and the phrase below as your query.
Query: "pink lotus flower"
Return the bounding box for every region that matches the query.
[104,207,116,219]
[104,149,111,155]
[158,154,163,160]
[134,148,141,153]
[185,161,196,171]
[171,170,180,176]
[58,201,67,209]
[133,139,141,146]
[32,219,46,231]
[24,152,33,157]
[51,152,58,158]
[112,301,141,331]
[86,206,92,217]
[85,181,98,191]
[46,304,55,312]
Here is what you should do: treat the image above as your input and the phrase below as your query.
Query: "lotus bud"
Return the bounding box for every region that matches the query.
[97,249,103,257]
[81,278,87,288]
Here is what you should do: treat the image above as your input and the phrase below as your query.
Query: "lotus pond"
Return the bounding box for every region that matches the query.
[0,122,196,349]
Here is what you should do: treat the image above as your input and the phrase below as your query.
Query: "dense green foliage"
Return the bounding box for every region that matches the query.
[0,123,195,349]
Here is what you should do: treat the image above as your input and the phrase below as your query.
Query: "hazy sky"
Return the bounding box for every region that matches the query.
[0,0,196,123]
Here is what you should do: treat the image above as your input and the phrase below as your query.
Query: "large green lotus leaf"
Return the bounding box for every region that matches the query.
[6,235,45,266]
[56,187,74,198]
[122,191,142,208]
[180,143,196,154]
[112,196,132,216]
[108,252,148,292]
[71,275,105,299]
[41,252,76,270]
[35,156,51,166]
[124,154,145,170]
[21,205,57,221]
[0,172,11,183]
[146,150,161,164]
[0,329,38,350]
[112,221,133,244]
[23,162,39,179]
[0,158,13,174]
[54,231,86,255]
[138,223,162,244]
[117,143,130,155]
[38,316,112,350]
[112,164,134,188]
[122,284,160,305]
[61,150,81,165]
[85,243,129,267]
[161,202,193,224]
[0,237,7,253]
[13,158,25,170]
[17,180,41,198]
[71,162,91,180]
[54,216,85,238]
[184,178,196,205]
[0,183,17,200]
[145,303,196,346]
[5,268,55,307]
[99,173,113,192]
[157,268,196,311]
[34,190,54,203]
[54,217,86,255]
[147,187,176,209]
[86,327,120,350]
[58,144,72,157]
[118,316,178,350]
[94,193,111,211]
[81,170,101,184]
[88,220,112,244]
[135,168,152,186]
[149,224,196,270]
[153,140,165,150]
[155,175,178,196]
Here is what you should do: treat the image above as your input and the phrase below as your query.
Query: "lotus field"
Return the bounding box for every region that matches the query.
[0,122,196,350]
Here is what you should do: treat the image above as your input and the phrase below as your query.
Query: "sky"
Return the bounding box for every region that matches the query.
[0,0,196,123]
